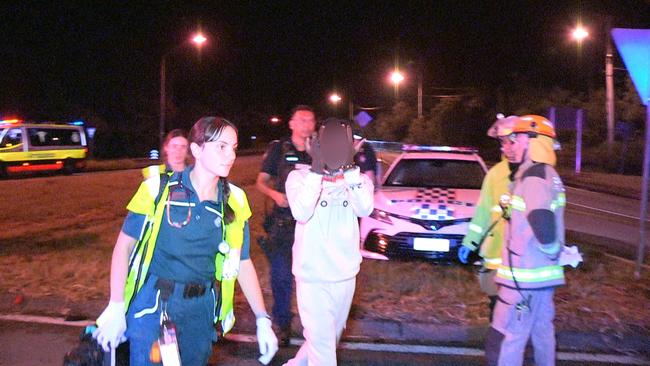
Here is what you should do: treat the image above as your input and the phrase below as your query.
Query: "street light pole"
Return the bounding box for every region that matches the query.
[159,55,167,151]
[417,76,423,119]
[605,24,615,153]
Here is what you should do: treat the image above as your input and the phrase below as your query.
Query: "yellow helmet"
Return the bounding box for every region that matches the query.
[512,115,556,139]
[487,115,518,138]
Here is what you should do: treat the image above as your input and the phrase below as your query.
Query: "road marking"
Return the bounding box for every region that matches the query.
[231,334,649,365]
[3,314,649,365]
[0,314,94,327]
[567,201,649,222]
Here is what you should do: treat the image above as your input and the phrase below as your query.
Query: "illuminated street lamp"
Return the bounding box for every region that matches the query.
[329,93,342,104]
[390,70,405,85]
[572,25,589,42]
[160,32,208,150]
[270,116,281,124]
[389,70,405,101]
[192,33,207,46]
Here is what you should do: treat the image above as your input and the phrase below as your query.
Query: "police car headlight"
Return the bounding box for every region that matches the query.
[370,209,393,225]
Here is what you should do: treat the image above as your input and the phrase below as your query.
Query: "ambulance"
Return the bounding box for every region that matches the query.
[0,119,88,176]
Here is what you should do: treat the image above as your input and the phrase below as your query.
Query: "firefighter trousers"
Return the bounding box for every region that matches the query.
[485,286,556,366]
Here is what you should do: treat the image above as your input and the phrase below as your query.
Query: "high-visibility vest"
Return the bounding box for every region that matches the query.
[122,172,251,334]
[462,159,510,269]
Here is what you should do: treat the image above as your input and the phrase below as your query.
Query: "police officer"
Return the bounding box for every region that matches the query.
[256,105,316,346]
[485,115,566,366]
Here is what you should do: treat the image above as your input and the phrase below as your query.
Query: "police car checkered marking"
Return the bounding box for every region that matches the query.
[389,188,474,220]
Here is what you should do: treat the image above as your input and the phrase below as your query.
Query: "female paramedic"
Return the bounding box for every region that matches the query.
[93,117,278,365]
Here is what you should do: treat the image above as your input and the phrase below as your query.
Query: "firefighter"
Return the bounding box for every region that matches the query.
[485,115,566,366]
[256,105,316,345]
[459,115,518,321]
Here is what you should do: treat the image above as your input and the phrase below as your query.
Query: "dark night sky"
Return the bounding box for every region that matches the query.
[1,1,650,128]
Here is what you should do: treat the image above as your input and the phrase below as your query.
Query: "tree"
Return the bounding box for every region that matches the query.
[374,102,416,142]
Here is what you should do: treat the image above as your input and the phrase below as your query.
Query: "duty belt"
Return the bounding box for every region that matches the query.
[155,278,215,299]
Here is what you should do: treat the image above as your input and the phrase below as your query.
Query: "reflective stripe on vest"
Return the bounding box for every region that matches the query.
[497,265,564,283]
[510,195,526,212]
[469,223,483,234]
[215,184,250,334]
[484,257,502,265]
[550,192,566,211]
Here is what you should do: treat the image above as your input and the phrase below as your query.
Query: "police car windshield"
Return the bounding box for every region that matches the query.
[384,158,484,189]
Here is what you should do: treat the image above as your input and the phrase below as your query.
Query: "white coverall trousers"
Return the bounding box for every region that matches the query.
[285,277,356,366]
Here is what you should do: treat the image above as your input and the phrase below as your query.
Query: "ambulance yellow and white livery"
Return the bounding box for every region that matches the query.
[0,119,87,176]
[360,145,487,262]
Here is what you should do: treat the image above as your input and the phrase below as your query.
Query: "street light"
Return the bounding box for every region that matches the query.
[329,93,342,104]
[389,70,405,101]
[572,25,589,42]
[159,32,208,151]
[569,22,615,151]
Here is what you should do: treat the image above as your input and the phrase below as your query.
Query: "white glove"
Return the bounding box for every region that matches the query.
[256,316,278,365]
[93,301,127,352]
[559,245,583,268]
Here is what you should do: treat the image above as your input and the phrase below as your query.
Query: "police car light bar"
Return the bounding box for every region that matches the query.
[401,144,478,154]
[0,119,22,124]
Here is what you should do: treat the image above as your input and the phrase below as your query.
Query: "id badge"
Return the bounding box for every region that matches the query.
[159,319,182,366]
[159,342,182,366]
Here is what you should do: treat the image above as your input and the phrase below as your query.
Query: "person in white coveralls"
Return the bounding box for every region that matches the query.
[283,117,374,366]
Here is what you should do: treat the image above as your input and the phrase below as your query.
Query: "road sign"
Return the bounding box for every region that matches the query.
[612,28,650,105]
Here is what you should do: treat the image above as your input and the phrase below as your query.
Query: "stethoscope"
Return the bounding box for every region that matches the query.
[166,174,230,255]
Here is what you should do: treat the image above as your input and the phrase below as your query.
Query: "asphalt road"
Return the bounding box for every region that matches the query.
[2,319,647,366]
[565,186,650,261]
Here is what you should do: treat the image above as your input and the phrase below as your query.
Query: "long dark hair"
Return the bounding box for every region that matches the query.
[190,117,238,224]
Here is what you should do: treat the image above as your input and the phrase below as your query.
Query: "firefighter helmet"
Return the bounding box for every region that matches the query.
[512,115,556,139]
[487,115,518,138]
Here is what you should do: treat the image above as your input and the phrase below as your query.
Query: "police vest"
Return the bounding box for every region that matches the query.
[275,140,310,193]
[122,172,251,334]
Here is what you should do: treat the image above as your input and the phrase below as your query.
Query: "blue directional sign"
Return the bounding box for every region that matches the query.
[612,28,650,105]
[355,111,373,128]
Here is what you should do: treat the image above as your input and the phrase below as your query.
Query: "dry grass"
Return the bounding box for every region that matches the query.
[1,156,649,337]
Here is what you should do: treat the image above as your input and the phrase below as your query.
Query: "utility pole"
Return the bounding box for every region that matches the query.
[417,77,423,119]
[605,20,615,153]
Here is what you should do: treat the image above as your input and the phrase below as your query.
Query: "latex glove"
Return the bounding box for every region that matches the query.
[256,316,278,365]
[93,301,127,352]
[559,245,583,268]
[306,133,324,174]
[458,246,472,264]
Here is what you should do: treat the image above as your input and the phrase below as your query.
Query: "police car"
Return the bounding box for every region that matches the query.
[360,145,487,261]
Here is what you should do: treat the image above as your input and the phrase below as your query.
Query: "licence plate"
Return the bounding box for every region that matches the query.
[413,238,450,252]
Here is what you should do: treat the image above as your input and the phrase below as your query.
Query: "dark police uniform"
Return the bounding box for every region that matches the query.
[354,142,377,178]
[259,138,311,331]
